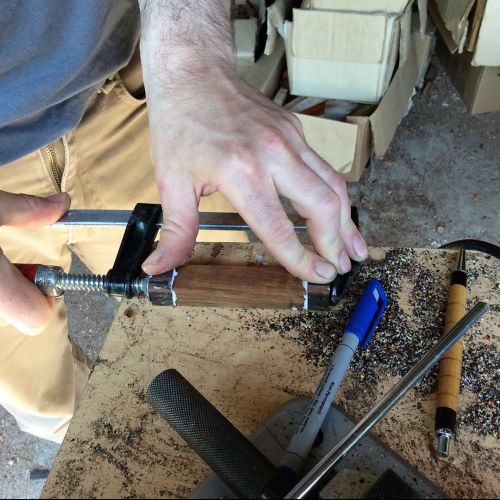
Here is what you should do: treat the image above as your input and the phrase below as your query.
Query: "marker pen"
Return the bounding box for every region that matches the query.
[278,279,388,482]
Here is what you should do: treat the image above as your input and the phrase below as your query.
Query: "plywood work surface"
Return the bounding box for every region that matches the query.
[42,244,499,499]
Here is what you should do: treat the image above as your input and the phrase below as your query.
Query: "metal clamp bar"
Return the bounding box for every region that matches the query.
[50,210,307,232]
[286,302,489,499]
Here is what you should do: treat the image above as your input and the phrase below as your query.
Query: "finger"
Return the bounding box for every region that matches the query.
[300,149,368,261]
[222,178,337,284]
[142,177,199,274]
[0,191,71,228]
[270,153,352,275]
[0,250,53,336]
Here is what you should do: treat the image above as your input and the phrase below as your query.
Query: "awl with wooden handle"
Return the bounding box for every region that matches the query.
[435,248,467,457]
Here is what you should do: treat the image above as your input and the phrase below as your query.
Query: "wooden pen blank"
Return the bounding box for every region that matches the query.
[173,265,318,310]
[437,284,467,411]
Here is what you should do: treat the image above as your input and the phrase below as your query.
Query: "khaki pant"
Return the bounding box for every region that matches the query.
[0,52,245,442]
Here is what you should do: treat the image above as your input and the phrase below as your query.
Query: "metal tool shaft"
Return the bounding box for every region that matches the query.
[51,210,307,232]
[286,302,489,499]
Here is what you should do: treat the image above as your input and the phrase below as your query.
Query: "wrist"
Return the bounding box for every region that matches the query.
[141,47,238,98]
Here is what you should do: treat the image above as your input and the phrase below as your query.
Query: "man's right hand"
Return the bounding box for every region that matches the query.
[0,190,70,335]
[139,0,368,284]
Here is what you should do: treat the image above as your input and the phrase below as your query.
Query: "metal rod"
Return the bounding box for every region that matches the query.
[50,210,307,232]
[456,247,466,273]
[286,302,489,499]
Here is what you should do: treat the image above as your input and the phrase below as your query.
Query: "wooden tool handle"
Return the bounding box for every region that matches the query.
[436,283,467,411]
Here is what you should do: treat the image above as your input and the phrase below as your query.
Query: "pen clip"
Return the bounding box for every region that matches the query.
[360,279,388,349]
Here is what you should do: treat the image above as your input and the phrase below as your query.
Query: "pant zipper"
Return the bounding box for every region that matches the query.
[44,144,62,190]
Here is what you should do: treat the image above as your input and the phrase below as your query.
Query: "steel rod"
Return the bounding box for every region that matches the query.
[50,210,307,232]
[286,302,489,499]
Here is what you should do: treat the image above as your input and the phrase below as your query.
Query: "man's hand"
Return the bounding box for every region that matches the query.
[0,191,70,335]
[139,0,368,283]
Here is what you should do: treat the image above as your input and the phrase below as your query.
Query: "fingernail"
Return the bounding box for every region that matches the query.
[340,251,351,273]
[46,192,69,204]
[142,248,164,273]
[353,235,368,259]
[315,260,337,281]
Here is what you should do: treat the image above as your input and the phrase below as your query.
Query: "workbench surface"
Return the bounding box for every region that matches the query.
[42,244,499,499]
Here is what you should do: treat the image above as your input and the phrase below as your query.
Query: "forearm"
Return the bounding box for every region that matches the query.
[138,0,235,88]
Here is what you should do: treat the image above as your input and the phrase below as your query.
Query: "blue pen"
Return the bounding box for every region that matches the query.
[278,278,388,482]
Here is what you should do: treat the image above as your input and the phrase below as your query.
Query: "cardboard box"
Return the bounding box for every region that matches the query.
[243,38,286,97]
[470,0,500,66]
[434,0,475,52]
[429,0,500,66]
[436,34,500,114]
[283,0,413,103]
[240,2,432,181]
[235,18,258,76]
[237,0,291,97]
[296,30,431,182]
[264,0,294,56]
[414,15,437,88]
[429,0,500,113]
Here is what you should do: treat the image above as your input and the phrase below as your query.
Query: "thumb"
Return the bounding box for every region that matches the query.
[0,250,53,336]
[142,179,199,275]
[0,191,71,227]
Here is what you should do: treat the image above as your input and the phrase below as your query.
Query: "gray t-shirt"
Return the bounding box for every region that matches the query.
[0,1,140,166]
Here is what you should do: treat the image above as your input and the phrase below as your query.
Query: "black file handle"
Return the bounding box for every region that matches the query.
[146,369,290,499]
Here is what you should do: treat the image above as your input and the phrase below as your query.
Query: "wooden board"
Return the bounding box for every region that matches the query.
[42,244,499,499]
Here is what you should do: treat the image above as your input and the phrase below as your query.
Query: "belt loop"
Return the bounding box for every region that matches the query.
[97,76,119,95]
